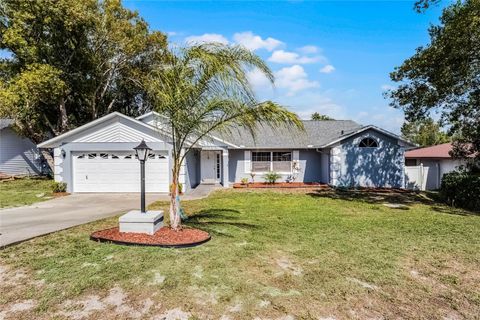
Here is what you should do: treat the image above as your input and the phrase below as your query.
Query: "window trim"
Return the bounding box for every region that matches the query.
[251,150,293,174]
[358,137,379,148]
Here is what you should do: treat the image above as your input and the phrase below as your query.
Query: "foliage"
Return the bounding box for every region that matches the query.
[240,177,249,185]
[386,0,480,163]
[263,171,281,184]
[0,178,55,208]
[440,170,480,212]
[1,190,479,318]
[0,0,167,143]
[311,112,333,120]
[146,43,303,229]
[401,118,450,147]
[52,181,67,193]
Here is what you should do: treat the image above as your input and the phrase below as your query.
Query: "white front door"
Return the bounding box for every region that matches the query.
[201,151,220,184]
[72,151,169,192]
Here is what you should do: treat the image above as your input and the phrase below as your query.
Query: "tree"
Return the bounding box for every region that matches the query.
[146,43,303,230]
[386,0,480,163]
[0,0,167,143]
[401,118,450,147]
[311,112,333,120]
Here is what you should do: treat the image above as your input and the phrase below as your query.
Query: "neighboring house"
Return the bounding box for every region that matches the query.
[405,143,464,190]
[0,119,42,176]
[38,111,413,193]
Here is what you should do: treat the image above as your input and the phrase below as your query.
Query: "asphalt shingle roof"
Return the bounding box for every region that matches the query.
[215,120,362,148]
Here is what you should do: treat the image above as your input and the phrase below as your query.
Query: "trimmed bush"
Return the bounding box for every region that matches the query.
[52,182,67,193]
[264,172,281,184]
[440,170,480,212]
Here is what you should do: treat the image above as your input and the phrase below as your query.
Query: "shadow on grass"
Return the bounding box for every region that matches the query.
[307,188,479,216]
[186,208,261,237]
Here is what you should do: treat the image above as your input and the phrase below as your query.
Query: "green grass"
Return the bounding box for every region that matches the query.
[1,189,479,319]
[0,178,56,208]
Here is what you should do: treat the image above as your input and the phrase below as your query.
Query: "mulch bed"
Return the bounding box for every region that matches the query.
[90,227,211,248]
[233,182,330,189]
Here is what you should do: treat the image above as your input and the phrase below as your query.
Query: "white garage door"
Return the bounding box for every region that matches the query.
[73,151,169,193]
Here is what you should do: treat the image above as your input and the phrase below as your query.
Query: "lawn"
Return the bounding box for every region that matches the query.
[0,178,57,208]
[0,189,479,319]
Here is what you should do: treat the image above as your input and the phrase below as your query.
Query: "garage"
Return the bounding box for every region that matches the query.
[72,151,169,193]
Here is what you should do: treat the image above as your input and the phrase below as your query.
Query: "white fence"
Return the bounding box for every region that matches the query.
[405,164,428,191]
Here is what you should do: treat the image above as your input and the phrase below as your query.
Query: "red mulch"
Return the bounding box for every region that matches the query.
[90,227,211,247]
[53,192,70,198]
[233,182,329,189]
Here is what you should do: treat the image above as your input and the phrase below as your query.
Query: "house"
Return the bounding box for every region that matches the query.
[37,111,413,193]
[404,143,464,190]
[0,119,42,176]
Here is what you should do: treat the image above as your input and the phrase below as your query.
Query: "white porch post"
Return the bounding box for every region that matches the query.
[222,149,229,188]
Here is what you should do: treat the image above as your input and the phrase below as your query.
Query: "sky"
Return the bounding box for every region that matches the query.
[124,0,445,133]
[0,1,444,133]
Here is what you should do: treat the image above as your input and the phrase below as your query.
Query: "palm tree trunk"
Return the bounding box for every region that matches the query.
[170,160,182,230]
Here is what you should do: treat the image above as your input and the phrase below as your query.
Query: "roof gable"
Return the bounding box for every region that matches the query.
[38,112,168,148]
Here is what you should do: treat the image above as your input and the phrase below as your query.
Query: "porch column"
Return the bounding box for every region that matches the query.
[222,149,229,188]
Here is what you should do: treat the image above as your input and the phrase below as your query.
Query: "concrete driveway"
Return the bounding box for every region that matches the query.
[0,193,165,247]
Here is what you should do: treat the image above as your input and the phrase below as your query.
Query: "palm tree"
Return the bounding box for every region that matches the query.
[147,43,303,230]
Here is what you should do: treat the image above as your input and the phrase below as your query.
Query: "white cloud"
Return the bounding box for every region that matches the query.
[320,64,335,74]
[381,84,395,91]
[298,45,319,54]
[247,68,273,91]
[268,50,325,64]
[274,65,319,96]
[167,31,178,36]
[233,31,283,51]
[185,33,229,45]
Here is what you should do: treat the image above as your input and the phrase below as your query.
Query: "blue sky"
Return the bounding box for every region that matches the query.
[124,0,445,133]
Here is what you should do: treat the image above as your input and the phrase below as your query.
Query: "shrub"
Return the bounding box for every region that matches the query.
[264,171,281,184]
[52,182,67,193]
[240,177,249,185]
[440,170,480,212]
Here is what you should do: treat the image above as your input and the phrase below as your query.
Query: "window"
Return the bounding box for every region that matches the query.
[272,151,292,172]
[88,153,97,159]
[358,138,378,148]
[251,151,292,173]
[158,155,166,159]
[124,154,132,159]
[100,153,108,159]
[148,153,156,159]
[252,152,271,172]
[111,154,119,159]
[77,154,85,159]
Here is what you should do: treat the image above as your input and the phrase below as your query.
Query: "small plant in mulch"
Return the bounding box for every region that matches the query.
[264,171,281,184]
[250,172,256,183]
[240,177,249,185]
[52,182,67,193]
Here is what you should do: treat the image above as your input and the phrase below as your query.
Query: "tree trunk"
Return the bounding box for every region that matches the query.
[40,149,55,176]
[169,160,182,230]
[59,97,68,132]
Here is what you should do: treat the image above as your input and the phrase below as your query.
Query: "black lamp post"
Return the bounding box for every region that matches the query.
[134,140,152,213]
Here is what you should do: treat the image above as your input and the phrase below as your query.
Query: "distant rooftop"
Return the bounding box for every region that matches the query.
[405,143,453,159]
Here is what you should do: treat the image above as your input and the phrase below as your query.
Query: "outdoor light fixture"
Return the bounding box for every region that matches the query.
[61,149,66,158]
[134,140,152,213]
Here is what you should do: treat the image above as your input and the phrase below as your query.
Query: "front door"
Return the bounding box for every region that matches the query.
[201,151,220,184]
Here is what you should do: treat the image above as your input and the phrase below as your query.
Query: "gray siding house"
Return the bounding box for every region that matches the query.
[38,111,412,193]
[0,119,42,176]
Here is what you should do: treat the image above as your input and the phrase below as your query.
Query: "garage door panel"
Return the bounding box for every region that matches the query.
[73,151,169,193]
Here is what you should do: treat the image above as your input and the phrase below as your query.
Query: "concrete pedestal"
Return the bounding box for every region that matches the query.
[119,210,164,235]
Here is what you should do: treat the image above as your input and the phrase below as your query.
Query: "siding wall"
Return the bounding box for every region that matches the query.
[228,149,323,183]
[0,128,41,175]
[330,129,404,188]
[184,149,201,191]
